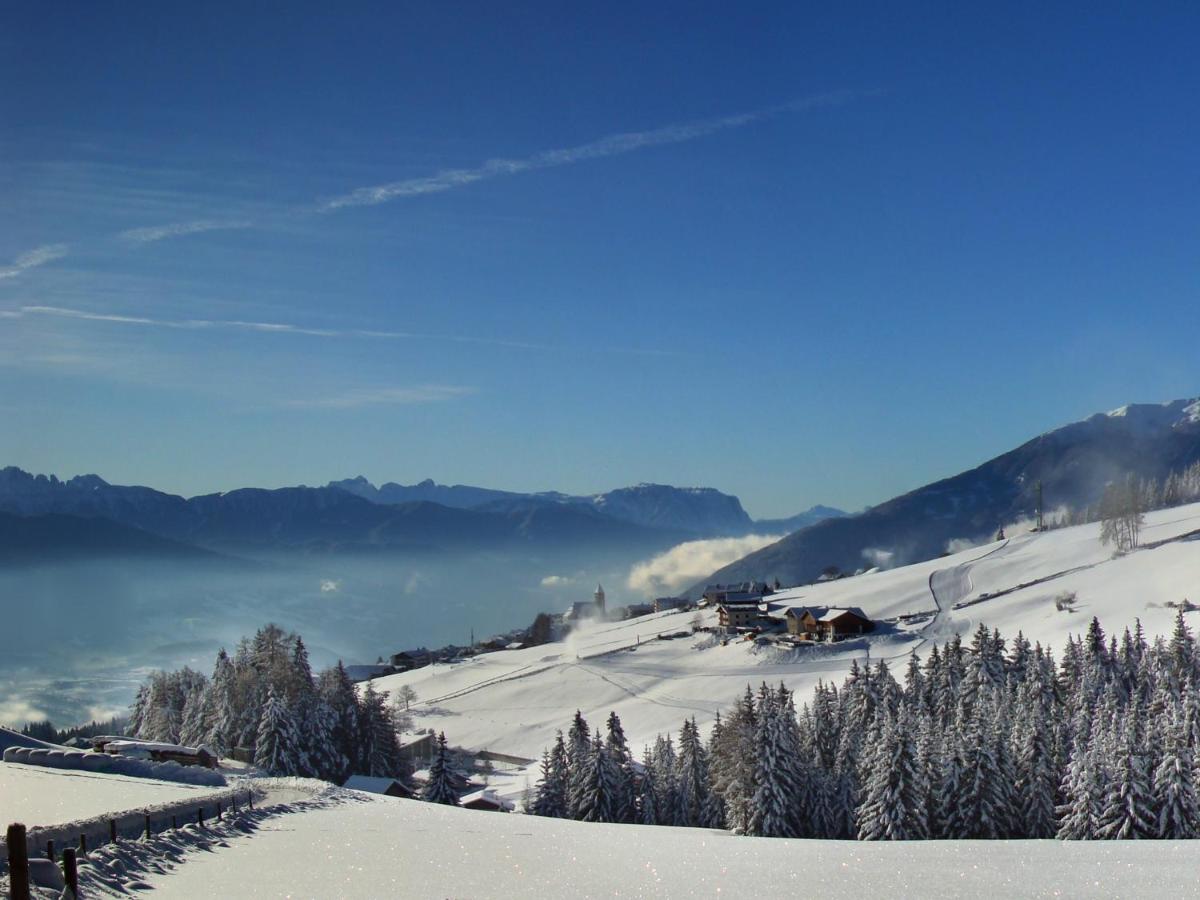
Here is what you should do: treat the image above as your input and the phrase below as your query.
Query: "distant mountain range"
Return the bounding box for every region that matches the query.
[0,510,233,564]
[694,398,1200,593]
[0,467,842,564]
[327,476,841,537]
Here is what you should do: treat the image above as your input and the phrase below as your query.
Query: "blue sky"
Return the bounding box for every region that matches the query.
[2,2,1198,517]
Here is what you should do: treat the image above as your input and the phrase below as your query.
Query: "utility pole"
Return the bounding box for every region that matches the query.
[1035,481,1044,532]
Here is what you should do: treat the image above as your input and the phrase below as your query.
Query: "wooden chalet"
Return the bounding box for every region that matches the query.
[460,788,514,812]
[783,606,874,641]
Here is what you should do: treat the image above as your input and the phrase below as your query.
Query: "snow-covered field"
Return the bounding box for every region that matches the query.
[0,761,223,827]
[138,792,1200,899]
[371,502,1200,796]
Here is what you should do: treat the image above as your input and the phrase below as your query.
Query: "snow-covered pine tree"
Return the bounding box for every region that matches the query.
[749,687,790,837]
[637,746,662,825]
[1152,703,1198,838]
[254,685,302,776]
[605,711,637,823]
[1056,727,1103,840]
[178,685,210,748]
[1013,682,1057,838]
[651,734,679,825]
[566,711,593,820]
[710,687,758,833]
[856,706,928,840]
[1096,713,1156,839]
[574,728,620,823]
[675,718,718,828]
[532,732,569,818]
[951,691,1010,839]
[421,732,461,806]
[316,661,360,779]
[359,682,404,778]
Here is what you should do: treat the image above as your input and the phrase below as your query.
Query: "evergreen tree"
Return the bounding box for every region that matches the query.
[856,707,927,840]
[675,718,718,828]
[254,686,302,776]
[1056,731,1103,840]
[1152,705,1198,838]
[532,732,569,818]
[421,733,461,805]
[605,711,637,823]
[1096,715,1156,839]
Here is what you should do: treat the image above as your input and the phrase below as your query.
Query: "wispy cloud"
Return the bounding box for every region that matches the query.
[0,244,69,280]
[290,384,476,409]
[321,91,860,211]
[13,305,339,336]
[0,92,867,277]
[118,219,253,244]
[5,304,668,356]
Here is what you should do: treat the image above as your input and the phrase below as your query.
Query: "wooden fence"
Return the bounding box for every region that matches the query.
[2,788,257,898]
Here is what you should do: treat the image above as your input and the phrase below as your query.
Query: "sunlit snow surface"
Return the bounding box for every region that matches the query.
[0,761,213,826]
[368,502,1200,793]
[142,793,1200,899]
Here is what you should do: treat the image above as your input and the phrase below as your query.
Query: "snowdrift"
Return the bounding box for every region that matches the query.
[2,745,225,786]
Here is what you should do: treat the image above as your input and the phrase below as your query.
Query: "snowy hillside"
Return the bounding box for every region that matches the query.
[371,501,1200,795]
[0,762,218,827]
[138,791,1200,899]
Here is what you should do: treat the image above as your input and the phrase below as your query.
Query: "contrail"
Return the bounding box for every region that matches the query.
[321,90,859,211]
[0,244,68,279]
[0,91,868,281]
[119,220,253,244]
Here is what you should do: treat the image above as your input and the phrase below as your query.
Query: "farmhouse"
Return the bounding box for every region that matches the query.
[92,737,219,769]
[716,594,765,630]
[389,649,429,671]
[783,606,874,641]
[460,788,514,812]
[702,581,773,606]
[343,775,416,799]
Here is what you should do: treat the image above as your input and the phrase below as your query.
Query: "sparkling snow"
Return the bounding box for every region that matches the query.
[140,793,1200,899]
[0,761,217,826]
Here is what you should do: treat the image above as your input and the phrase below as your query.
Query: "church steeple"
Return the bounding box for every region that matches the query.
[594,583,606,613]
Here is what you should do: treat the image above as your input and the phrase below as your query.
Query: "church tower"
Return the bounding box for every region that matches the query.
[594,583,606,615]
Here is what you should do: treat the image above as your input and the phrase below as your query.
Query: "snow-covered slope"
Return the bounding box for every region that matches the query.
[0,761,222,827]
[139,792,1200,899]
[371,501,1200,794]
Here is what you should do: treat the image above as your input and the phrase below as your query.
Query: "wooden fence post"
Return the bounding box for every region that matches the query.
[197,807,204,827]
[46,838,55,862]
[232,794,237,814]
[145,812,151,839]
[249,791,254,810]
[172,814,178,829]
[62,847,79,896]
[109,819,117,843]
[6,822,31,900]
[79,832,87,854]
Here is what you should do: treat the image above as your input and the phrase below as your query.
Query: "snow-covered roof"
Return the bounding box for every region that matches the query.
[343,775,411,796]
[460,788,514,810]
[782,606,870,623]
[817,607,870,623]
[104,740,210,756]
